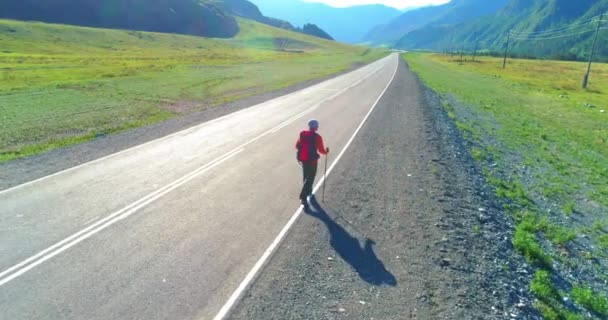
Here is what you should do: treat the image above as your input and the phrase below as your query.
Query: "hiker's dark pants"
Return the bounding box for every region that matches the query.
[300,161,318,201]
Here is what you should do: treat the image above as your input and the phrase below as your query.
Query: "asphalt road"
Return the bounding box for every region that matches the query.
[0,53,398,319]
[230,58,532,320]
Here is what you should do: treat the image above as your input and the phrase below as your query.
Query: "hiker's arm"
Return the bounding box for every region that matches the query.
[316,135,328,155]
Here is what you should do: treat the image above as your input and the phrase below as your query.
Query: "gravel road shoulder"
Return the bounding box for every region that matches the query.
[230,58,538,319]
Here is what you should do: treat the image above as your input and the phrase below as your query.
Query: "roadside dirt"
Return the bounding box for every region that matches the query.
[230,59,538,319]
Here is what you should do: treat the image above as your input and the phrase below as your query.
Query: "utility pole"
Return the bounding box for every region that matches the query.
[460,46,464,61]
[449,34,455,56]
[472,38,479,61]
[502,30,511,69]
[583,13,604,89]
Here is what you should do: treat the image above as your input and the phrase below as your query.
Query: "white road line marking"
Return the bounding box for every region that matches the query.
[0,148,244,286]
[213,54,400,320]
[269,104,323,134]
[81,216,100,227]
[0,57,389,195]
[0,57,391,286]
[1,147,244,281]
[270,66,383,134]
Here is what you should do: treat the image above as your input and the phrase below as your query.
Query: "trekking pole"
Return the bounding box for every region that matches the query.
[321,202,366,237]
[335,214,366,237]
[323,148,329,202]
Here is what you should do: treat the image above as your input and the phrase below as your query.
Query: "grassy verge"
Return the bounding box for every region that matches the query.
[0,18,387,162]
[404,53,608,319]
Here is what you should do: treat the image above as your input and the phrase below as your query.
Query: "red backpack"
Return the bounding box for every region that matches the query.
[297,130,319,162]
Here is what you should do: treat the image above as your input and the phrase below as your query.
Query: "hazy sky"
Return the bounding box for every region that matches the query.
[302,0,451,9]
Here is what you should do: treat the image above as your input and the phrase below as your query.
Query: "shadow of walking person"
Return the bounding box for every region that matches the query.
[304,196,397,287]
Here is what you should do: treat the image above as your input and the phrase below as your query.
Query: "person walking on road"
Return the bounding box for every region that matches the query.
[296,119,329,207]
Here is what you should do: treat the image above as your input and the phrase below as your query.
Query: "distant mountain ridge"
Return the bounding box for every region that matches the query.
[216,0,333,40]
[364,0,509,45]
[251,0,402,43]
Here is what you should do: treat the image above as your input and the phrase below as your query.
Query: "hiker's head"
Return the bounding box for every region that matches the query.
[308,119,319,131]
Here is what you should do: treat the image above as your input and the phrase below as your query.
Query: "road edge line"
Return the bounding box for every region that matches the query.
[212,54,400,320]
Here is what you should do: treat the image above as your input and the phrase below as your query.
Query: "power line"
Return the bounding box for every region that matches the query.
[510,22,596,36]
[510,21,595,36]
[457,22,598,42]
[511,21,599,37]
[476,19,606,43]
[510,15,604,36]
[511,28,597,41]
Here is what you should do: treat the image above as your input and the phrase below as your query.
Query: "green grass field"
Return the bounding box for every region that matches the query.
[404,53,608,319]
[0,18,386,161]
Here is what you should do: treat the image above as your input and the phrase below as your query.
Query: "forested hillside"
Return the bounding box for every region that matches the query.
[0,0,334,41]
[0,0,239,38]
[364,0,508,46]
[394,0,608,61]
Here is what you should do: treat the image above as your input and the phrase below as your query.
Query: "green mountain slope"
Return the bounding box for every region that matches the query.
[395,0,608,61]
[0,0,334,41]
[0,0,239,38]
